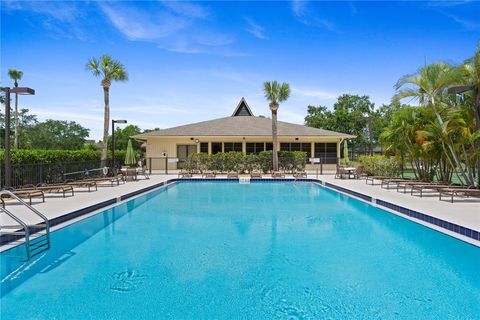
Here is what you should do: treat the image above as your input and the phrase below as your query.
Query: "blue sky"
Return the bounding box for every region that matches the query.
[2,1,479,140]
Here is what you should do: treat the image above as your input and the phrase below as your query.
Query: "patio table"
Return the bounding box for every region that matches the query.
[344,167,357,179]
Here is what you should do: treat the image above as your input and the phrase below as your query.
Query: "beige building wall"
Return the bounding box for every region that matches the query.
[143,136,345,170]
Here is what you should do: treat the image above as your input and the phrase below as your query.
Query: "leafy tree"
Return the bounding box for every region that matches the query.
[305,94,374,153]
[304,105,335,129]
[27,120,90,150]
[107,124,142,150]
[7,69,23,149]
[86,55,128,165]
[263,81,290,171]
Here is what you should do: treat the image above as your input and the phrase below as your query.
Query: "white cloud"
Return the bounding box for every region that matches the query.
[100,3,189,41]
[99,2,243,56]
[442,12,480,30]
[3,1,87,39]
[161,1,209,19]
[290,0,336,32]
[292,0,307,17]
[244,18,267,40]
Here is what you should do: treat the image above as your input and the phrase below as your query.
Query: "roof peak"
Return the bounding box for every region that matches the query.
[232,97,254,117]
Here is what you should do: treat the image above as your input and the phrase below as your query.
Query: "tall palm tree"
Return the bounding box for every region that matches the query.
[8,69,23,149]
[392,62,474,185]
[263,81,290,171]
[86,55,128,166]
[459,42,480,186]
[460,42,480,129]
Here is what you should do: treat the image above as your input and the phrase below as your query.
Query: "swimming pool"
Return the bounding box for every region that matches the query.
[1,181,479,319]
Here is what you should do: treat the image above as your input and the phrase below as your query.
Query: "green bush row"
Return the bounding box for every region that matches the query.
[184,151,307,173]
[0,149,127,164]
[358,155,400,177]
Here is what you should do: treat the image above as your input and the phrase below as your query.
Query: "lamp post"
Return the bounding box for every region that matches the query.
[111,119,127,173]
[3,87,35,188]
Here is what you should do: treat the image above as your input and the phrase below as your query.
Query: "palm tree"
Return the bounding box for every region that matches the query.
[459,42,480,129]
[86,55,128,166]
[263,81,290,171]
[459,43,480,187]
[8,69,23,149]
[392,62,474,185]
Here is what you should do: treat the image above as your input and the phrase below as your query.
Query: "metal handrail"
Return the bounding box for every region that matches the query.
[0,207,31,259]
[0,190,50,248]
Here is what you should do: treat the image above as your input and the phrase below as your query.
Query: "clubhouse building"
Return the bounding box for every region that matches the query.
[133,98,354,170]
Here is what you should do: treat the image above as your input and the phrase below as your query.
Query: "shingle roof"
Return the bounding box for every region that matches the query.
[133,116,355,138]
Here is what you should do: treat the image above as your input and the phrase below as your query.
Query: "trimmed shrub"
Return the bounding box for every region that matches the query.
[0,149,127,164]
[358,155,400,177]
[186,151,307,173]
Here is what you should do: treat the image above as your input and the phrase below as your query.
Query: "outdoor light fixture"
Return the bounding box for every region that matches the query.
[194,139,199,144]
[4,87,35,188]
[111,119,128,173]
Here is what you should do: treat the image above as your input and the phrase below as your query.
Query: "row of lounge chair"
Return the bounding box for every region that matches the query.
[1,174,127,207]
[178,170,308,179]
[365,176,480,202]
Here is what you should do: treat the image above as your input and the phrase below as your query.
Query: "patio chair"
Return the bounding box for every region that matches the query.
[1,188,45,205]
[335,166,346,179]
[293,171,307,178]
[66,179,98,192]
[202,171,216,178]
[410,184,468,198]
[381,178,416,190]
[20,183,75,198]
[353,166,367,179]
[227,172,239,178]
[124,168,138,181]
[178,170,193,178]
[365,176,398,185]
[271,171,285,178]
[250,172,262,178]
[83,174,125,187]
[439,188,480,203]
[395,181,436,193]
[137,165,150,180]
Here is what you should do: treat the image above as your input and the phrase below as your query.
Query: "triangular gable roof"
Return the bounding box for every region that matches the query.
[232,97,253,116]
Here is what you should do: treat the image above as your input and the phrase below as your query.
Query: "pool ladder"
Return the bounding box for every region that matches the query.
[0,190,51,260]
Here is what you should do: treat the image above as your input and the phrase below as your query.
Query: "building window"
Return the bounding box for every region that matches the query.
[280,143,311,156]
[212,142,222,154]
[224,142,242,152]
[314,143,337,164]
[265,143,273,151]
[200,143,208,153]
[247,142,268,154]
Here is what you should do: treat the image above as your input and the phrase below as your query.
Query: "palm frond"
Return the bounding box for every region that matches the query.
[86,58,101,77]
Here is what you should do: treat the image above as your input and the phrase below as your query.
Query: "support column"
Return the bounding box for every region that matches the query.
[208,142,212,155]
[311,142,315,158]
[242,140,246,154]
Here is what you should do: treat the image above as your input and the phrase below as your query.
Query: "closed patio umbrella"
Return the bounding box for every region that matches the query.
[124,139,137,166]
[343,140,349,164]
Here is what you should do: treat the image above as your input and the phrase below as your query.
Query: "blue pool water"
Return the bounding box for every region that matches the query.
[1,181,479,319]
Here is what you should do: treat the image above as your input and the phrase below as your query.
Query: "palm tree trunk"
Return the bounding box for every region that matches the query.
[430,97,473,185]
[272,110,279,171]
[13,93,19,149]
[101,85,110,167]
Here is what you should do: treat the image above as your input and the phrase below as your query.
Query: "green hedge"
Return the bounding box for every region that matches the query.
[0,149,127,164]
[185,151,307,173]
[358,155,400,177]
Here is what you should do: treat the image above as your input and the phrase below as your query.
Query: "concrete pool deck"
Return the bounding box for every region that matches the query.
[1,172,479,247]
